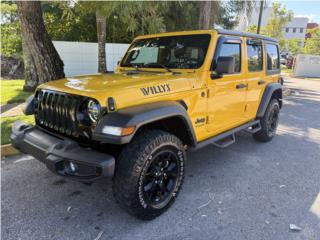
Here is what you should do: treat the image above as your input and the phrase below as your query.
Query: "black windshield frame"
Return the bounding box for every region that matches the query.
[120,34,211,70]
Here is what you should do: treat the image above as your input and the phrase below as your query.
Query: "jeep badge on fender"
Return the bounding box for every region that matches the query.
[11,29,282,220]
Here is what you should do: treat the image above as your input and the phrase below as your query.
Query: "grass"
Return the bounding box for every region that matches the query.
[1,79,31,105]
[281,68,293,73]
[1,115,34,145]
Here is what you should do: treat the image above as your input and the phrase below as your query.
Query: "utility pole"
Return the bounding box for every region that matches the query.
[257,0,264,34]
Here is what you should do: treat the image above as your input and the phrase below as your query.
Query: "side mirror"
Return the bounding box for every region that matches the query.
[211,56,235,79]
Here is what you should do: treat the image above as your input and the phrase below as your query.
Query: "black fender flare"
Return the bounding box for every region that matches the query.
[93,101,197,146]
[256,83,282,118]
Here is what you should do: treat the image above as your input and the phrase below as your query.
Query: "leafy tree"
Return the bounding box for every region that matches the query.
[42,2,97,42]
[0,2,22,58]
[162,2,199,31]
[264,3,293,39]
[282,39,304,55]
[247,3,293,50]
[78,1,166,72]
[304,28,320,55]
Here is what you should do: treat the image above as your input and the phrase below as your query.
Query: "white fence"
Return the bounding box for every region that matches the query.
[293,54,320,78]
[53,41,130,77]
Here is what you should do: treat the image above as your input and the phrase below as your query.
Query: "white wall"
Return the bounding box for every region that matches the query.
[294,54,320,78]
[53,41,130,77]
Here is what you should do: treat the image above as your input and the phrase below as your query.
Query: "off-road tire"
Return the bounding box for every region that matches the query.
[253,98,280,142]
[112,130,186,220]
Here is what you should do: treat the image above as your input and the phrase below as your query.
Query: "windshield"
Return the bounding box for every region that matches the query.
[121,34,211,69]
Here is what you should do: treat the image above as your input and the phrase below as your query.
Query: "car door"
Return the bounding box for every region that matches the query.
[206,36,248,135]
[245,38,266,119]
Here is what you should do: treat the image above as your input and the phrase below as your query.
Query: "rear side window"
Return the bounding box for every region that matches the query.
[266,44,280,71]
[219,43,241,73]
[247,44,263,72]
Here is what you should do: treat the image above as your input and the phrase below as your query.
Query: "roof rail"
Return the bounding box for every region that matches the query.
[216,29,278,43]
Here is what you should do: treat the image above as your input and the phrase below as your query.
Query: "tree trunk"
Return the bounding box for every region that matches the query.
[17,1,64,90]
[96,10,107,73]
[198,1,212,29]
[22,37,39,91]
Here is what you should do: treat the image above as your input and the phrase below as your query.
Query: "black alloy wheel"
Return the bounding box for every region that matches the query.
[142,150,180,209]
[253,98,280,142]
[113,130,186,220]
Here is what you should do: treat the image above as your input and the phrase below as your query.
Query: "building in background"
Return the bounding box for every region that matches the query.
[235,7,308,47]
[306,23,319,39]
[307,22,319,30]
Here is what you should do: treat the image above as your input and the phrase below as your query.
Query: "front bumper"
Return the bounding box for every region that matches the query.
[10,121,115,182]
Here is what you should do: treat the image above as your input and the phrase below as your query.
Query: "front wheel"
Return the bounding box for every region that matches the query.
[112,130,186,220]
[253,98,280,142]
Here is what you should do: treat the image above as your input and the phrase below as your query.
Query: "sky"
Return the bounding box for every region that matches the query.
[274,1,320,22]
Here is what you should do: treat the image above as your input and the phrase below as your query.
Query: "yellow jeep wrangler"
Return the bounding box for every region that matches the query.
[11,29,282,220]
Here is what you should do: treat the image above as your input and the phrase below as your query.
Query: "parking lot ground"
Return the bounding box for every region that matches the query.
[2,77,320,240]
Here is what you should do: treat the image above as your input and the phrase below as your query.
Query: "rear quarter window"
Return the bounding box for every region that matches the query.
[266,44,280,71]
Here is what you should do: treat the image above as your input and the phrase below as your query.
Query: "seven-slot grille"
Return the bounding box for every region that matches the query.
[35,89,81,137]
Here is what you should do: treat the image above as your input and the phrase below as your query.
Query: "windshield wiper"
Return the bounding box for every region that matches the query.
[159,64,172,73]
[122,63,141,71]
[143,63,172,72]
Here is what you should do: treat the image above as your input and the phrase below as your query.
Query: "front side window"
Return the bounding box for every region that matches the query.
[121,34,211,69]
[293,28,297,33]
[217,43,241,73]
[247,43,263,72]
[285,28,289,33]
[300,28,304,33]
[266,44,280,71]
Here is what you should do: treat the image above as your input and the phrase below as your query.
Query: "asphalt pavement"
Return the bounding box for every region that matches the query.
[2,77,320,240]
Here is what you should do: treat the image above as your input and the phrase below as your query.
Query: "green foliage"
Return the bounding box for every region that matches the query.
[0,2,22,58]
[246,2,293,50]
[1,80,31,104]
[304,28,320,55]
[42,2,97,42]
[282,39,304,55]
[1,115,34,145]
[264,3,293,39]
[162,2,199,31]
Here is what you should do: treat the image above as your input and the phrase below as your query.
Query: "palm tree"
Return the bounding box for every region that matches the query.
[198,1,220,29]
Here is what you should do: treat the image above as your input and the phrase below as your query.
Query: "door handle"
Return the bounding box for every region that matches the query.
[258,80,266,85]
[236,83,247,89]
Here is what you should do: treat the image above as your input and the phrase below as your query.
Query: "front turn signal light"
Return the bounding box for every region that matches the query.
[102,126,135,136]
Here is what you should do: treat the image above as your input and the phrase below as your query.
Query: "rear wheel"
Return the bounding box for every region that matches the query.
[112,130,186,220]
[253,99,280,142]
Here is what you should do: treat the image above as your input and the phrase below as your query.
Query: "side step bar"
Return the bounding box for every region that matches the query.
[212,134,235,148]
[191,120,261,151]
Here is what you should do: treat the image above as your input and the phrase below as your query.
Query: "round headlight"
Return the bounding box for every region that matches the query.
[87,100,101,122]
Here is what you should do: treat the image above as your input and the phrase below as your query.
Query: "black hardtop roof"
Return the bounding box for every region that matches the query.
[216,29,278,43]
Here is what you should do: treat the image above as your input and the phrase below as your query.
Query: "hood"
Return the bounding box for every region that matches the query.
[38,71,197,109]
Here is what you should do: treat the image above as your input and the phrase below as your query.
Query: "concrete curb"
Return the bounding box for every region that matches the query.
[1,144,20,157]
